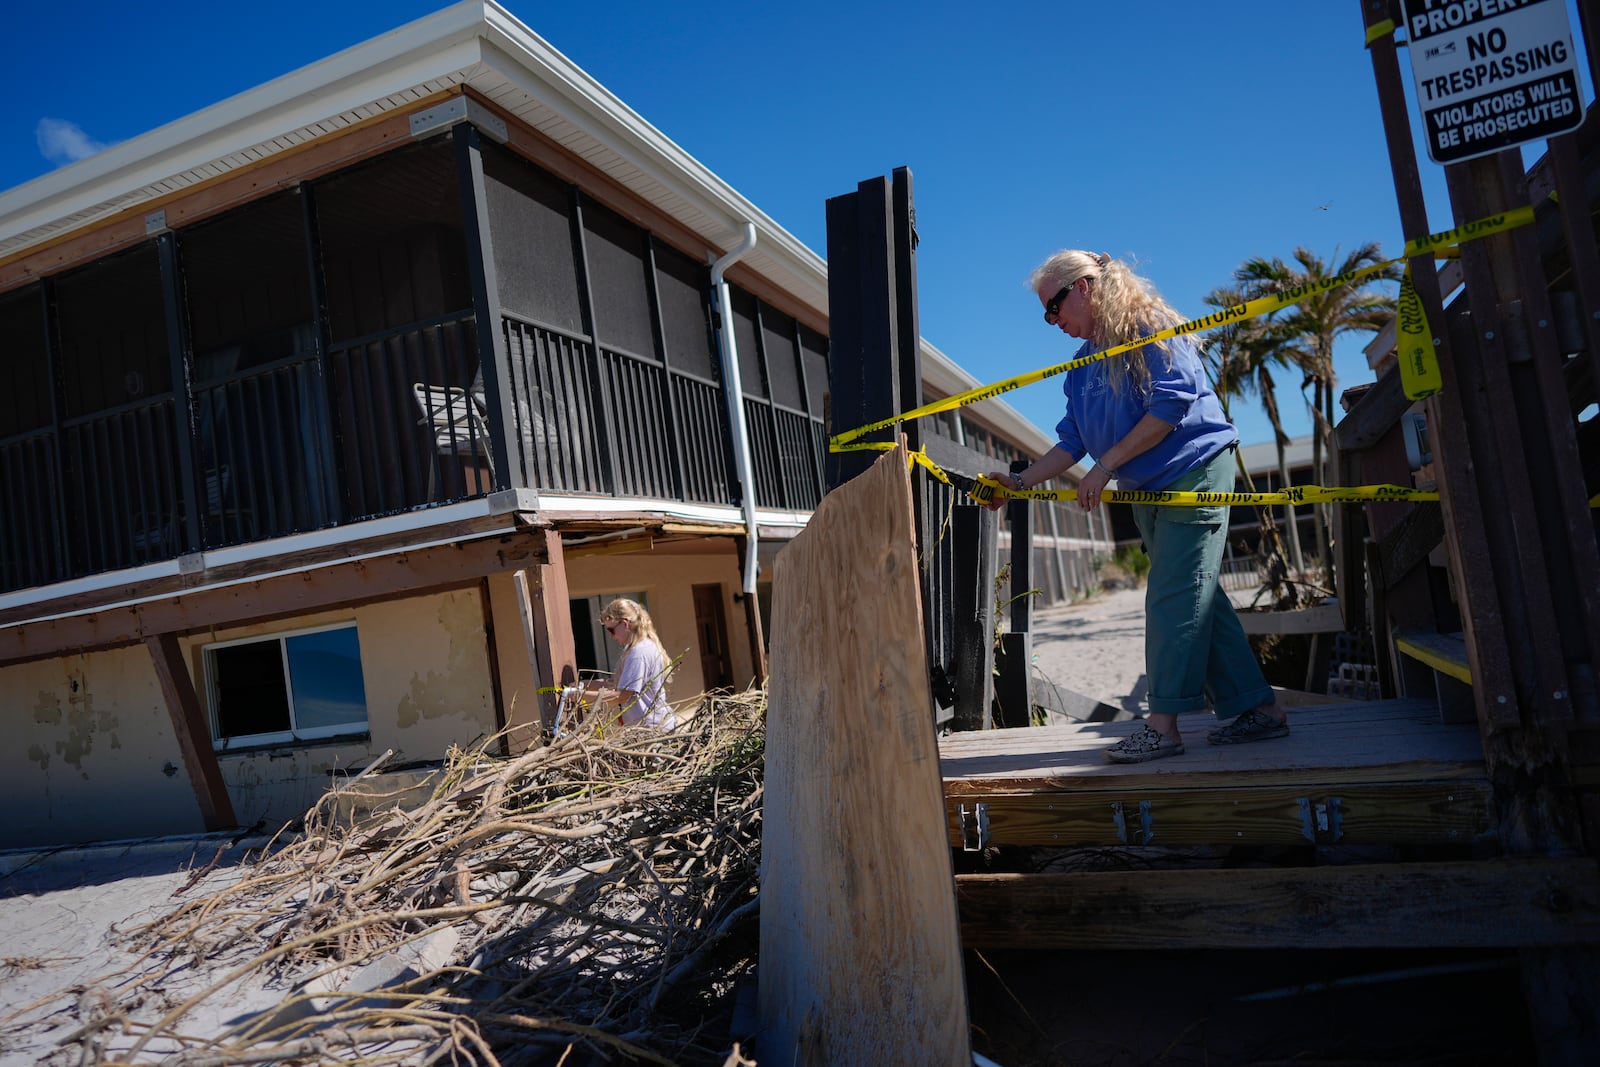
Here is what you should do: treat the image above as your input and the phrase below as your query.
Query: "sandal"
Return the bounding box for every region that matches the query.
[1104,723,1184,764]
[1206,706,1290,745]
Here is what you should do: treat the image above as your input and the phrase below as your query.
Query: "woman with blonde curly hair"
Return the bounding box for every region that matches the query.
[985,250,1285,763]
[582,597,674,729]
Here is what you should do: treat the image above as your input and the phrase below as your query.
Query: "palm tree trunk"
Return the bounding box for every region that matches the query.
[1311,378,1330,583]
[1277,440,1306,577]
[1235,448,1300,609]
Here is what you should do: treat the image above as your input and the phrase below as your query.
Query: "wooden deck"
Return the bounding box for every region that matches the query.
[942,700,1600,953]
[940,698,1491,849]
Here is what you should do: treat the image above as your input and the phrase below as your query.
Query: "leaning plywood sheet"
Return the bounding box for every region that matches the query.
[758,445,970,1067]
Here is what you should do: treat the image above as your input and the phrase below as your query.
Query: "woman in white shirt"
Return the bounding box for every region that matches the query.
[583,598,674,729]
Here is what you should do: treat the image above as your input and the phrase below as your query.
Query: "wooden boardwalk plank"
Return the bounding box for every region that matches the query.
[940,698,1484,793]
[940,699,1490,848]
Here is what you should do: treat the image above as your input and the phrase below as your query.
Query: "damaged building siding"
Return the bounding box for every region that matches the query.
[2,589,496,848]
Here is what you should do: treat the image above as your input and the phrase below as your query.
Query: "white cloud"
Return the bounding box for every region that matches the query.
[36,118,107,166]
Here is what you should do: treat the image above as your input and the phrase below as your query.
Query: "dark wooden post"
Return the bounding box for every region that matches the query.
[1363,0,1517,717]
[146,633,236,830]
[996,459,1033,728]
[1365,3,1600,1058]
[951,505,997,731]
[455,123,518,491]
[156,232,203,553]
[824,175,902,491]
[826,169,999,724]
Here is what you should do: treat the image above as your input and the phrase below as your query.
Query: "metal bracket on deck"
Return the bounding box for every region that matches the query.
[958,803,989,852]
[1297,796,1345,844]
[1112,800,1154,845]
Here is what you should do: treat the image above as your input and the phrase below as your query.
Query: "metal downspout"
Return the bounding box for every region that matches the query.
[710,223,760,597]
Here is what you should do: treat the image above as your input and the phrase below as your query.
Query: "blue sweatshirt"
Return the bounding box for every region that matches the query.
[1053,334,1238,491]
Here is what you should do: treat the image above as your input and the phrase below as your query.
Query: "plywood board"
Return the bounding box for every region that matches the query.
[758,446,970,1066]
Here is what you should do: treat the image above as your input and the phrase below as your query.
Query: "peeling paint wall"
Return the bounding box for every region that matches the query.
[0,588,498,850]
[3,647,209,848]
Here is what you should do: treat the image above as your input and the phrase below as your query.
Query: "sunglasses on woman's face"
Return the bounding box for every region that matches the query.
[1043,284,1074,323]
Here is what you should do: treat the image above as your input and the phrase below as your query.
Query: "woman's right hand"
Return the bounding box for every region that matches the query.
[977,471,1013,511]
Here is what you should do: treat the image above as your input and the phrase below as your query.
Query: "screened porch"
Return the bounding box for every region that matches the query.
[0,127,829,598]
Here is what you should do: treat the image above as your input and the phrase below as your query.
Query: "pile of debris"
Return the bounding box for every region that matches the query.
[37,691,767,1067]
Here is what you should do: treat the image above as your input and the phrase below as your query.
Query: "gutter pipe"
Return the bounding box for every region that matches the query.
[710,222,760,596]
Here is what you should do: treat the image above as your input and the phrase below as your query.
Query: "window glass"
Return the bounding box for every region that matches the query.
[207,624,369,747]
[212,641,291,741]
[286,627,369,732]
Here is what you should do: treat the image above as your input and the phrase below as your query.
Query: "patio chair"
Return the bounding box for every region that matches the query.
[413,383,495,499]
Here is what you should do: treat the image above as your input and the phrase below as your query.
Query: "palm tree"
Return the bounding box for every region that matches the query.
[1233,244,1399,580]
[1201,284,1308,582]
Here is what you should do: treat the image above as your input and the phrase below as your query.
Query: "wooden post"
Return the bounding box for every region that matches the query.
[951,504,997,731]
[1364,3,1600,1058]
[515,530,576,737]
[1362,0,1517,720]
[145,633,236,830]
[996,460,1033,727]
[734,535,768,683]
[824,175,901,491]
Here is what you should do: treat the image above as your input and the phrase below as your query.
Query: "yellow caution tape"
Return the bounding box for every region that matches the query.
[1401,205,1535,258]
[968,475,1440,507]
[1396,267,1442,399]
[829,206,1537,448]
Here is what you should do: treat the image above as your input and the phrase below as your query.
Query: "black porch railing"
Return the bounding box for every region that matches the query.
[62,396,182,577]
[0,307,827,597]
[503,311,816,510]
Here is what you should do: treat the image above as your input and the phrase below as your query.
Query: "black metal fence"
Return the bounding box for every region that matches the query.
[0,305,826,596]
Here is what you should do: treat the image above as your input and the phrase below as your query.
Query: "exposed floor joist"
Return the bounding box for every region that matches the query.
[956,859,1600,950]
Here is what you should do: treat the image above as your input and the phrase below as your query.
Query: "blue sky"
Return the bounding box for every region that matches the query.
[3,1,1590,450]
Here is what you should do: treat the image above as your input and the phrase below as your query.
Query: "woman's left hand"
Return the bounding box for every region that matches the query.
[1078,464,1112,512]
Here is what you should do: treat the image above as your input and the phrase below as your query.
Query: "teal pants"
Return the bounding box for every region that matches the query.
[1131,446,1272,720]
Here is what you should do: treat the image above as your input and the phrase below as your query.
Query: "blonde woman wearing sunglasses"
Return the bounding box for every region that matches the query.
[984,250,1286,764]
[583,597,674,729]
